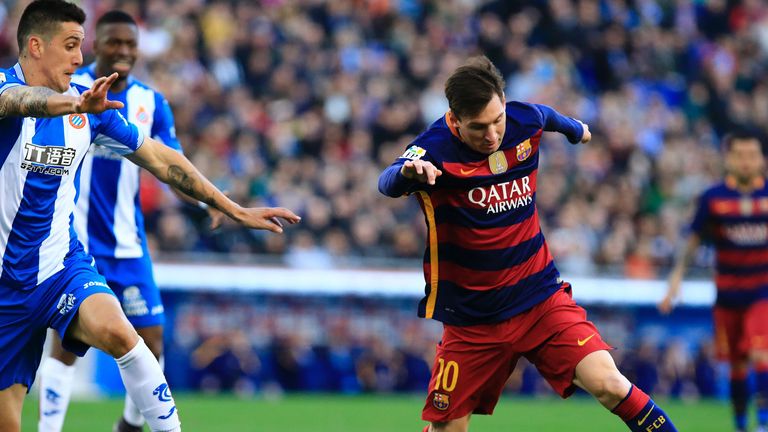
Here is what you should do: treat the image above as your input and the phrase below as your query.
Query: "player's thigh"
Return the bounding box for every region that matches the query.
[430,414,471,432]
[745,301,768,364]
[99,256,166,332]
[47,330,78,365]
[0,383,25,432]
[65,293,138,357]
[713,306,748,364]
[422,331,516,423]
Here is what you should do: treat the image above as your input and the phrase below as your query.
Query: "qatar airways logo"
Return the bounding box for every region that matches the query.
[724,223,768,245]
[468,176,533,214]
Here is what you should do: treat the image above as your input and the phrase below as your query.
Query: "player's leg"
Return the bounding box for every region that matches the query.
[0,384,26,432]
[102,255,167,432]
[64,293,179,432]
[525,284,676,432]
[116,325,163,432]
[714,305,750,432]
[37,332,78,432]
[420,323,516,432]
[746,301,768,432]
[573,350,677,431]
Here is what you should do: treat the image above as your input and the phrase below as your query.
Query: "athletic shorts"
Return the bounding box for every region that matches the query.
[93,254,164,328]
[0,252,114,390]
[422,283,612,423]
[713,300,768,363]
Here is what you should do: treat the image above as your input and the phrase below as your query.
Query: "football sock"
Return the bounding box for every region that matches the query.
[756,368,768,427]
[37,357,76,432]
[612,385,678,431]
[123,354,164,427]
[731,373,749,432]
[116,338,180,432]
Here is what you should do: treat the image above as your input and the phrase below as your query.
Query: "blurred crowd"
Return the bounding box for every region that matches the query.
[164,292,725,399]
[1,0,767,276]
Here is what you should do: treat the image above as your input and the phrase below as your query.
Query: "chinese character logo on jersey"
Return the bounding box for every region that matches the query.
[433,392,450,411]
[516,139,532,162]
[21,143,76,176]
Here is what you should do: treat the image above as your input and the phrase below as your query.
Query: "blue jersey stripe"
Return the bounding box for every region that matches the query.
[0,117,22,167]
[439,233,544,271]
[434,197,536,228]
[87,157,122,253]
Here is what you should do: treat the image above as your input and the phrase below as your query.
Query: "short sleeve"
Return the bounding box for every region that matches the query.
[151,92,182,152]
[0,69,24,97]
[91,109,145,155]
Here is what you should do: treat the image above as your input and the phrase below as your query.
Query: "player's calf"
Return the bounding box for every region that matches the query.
[611,385,677,432]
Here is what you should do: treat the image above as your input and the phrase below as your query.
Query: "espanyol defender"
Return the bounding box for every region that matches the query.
[379,56,678,432]
[0,2,299,432]
[36,10,222,432]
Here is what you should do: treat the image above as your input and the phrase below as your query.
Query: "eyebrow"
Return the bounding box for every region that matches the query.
[467,111,504,128]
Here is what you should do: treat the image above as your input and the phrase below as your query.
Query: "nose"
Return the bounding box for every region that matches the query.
[485,127,498,143]
[74,48,83,67]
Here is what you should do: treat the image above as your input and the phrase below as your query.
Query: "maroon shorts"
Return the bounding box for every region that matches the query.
[422,284,611,423]
[713,300,768,363]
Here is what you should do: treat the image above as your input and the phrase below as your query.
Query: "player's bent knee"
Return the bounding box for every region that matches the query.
[588,371,631,405]
[94,319,140,358]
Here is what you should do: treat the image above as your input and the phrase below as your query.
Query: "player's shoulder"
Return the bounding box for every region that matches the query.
[505,101,545,127]
[0,64,26,87]
[412,114,454,150]
[700,181,731,199]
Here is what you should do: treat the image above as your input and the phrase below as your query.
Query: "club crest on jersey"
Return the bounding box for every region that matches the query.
[136,106,150,124]
[433,392,450,411]
[488,150,508,174]
[68,114,86,129]
[516,139,532,162]
[401,145,426,160]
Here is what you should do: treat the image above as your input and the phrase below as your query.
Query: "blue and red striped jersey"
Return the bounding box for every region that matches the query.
[691,177,768,308]
[379,102,584,325]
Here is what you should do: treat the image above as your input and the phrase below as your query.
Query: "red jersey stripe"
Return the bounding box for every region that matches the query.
[715,272,768,291]
[717,249,768,267]
[430,170,539,210]
[438,242,553,291]
[436,211,541,250]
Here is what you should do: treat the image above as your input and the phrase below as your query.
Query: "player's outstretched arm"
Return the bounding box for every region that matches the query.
[0,73,123,118]
[126,137,300,233]
[536,104,590,144]
[658,234,701,314]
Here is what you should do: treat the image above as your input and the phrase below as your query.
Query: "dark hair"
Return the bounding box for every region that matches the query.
[722,130,765,154]
[96,10,138,29]
[444,56,505,119]
[17,0,86,54]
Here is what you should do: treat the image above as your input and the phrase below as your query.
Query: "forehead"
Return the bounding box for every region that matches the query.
[96,23,138,40]
[730,139,762,152]
[465,94,505,123]
[53,21,84,41]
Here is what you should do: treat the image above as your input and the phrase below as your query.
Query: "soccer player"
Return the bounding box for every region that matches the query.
[0,2,299,432]
[378,56,677,432]
[36,10,221,432]
[660,131,768,432]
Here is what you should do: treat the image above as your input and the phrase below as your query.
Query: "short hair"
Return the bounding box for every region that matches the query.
[17,0,86,54]
[722,130,765,154]
[95,10,138,29]
[444,56,506,120]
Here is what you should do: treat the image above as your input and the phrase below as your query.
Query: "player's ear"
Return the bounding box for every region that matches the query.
[27,35,44,59]
[447,111,460,128]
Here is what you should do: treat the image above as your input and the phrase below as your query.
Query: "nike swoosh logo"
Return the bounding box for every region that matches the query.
[637,404,655,426]
[460,167,479,175]
[43,410,60,417]
[577,333,596,346]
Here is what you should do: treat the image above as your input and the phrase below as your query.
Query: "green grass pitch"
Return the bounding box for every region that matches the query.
[23,394,731,431]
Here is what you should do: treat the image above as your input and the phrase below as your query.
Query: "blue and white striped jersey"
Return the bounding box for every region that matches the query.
[0,63,144,290]
[72,64,181,259]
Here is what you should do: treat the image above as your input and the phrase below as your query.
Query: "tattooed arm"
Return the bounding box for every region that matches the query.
[0,73,123,118]
[125,137,300,233]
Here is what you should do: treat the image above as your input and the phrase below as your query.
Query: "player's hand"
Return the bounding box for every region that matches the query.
[579,121,592,144]
[658,271,683,315]
[400,160,443,185]
[75,73,124,114]
[207,206,226,230]
[233,206,301,233]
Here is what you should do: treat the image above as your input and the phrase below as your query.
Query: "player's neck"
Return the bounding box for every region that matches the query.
[728,175,764,193]
[17,58,51,90]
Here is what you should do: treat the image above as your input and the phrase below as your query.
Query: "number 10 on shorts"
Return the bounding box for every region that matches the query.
[434,358,459,392]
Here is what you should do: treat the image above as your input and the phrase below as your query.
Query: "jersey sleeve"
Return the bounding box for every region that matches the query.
[151,92,182,152]
[90,109,145,155]
[0,69,24,96]
[378,135,439,197]
[689,192,711,238]
[534,104,584,144]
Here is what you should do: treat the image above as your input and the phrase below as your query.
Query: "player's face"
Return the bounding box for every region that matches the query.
[452,94,506,155]
[94,23,138,79]
[39,22,84,93]
[727,139,765,182]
